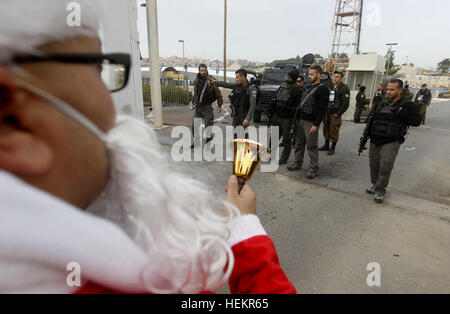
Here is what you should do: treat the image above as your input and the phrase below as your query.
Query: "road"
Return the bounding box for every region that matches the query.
[154,99,450,293]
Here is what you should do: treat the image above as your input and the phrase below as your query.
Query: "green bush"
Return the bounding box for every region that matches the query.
[142,83,193,105]
[143,83,151,103]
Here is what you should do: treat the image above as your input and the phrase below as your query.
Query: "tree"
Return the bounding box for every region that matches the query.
[437,58,450,73]
[385,51,400,76]
[266,56,302,67]
[330,52,348,59]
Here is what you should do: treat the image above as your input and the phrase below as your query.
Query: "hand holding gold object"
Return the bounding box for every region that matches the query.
[233,139,270,193]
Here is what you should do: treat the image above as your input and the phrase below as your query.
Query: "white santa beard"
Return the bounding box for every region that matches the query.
[87,116,239,294]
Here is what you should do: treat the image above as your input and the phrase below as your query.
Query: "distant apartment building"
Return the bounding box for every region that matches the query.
[408,75,450,88]
[396,65,449,88]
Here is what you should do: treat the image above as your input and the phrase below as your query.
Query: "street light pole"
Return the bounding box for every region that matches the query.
[145,0,163,128]
[178,39,187,90]
[387,46,391,75]
[223,0,227,82]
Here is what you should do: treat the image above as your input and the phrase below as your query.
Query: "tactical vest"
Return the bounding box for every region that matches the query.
[370,99,408,141]
[299,84,323,116]
[275,85,296,117]
[229,84,251,115]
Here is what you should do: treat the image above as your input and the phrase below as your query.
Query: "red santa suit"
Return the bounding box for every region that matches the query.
[0,170,296,294]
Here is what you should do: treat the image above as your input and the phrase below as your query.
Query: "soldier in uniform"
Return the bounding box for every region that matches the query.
[354,86,366,123]
[414,83,433,125]
[319,71,350,155]
[269,70,304,165]
[191,64,223,149]
[369,83,387,116]
[296,75,305,89]
[212,69,257,130]
[365,79,422,203]
[288,65,330,179]
[401,83,414,100]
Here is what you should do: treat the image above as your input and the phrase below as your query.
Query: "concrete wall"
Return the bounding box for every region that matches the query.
[100,0,144,120]
[342,90,358,122]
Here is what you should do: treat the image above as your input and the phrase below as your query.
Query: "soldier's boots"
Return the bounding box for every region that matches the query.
[319,140,330,151]
[279,150,291,165]
[366,186,376,194]
[287,162,302,171]
[374,193,384,203]
[305,169,318,179]
[327,142,337,155]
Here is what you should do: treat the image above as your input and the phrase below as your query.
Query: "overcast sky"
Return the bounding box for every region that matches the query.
[136,0,450,69]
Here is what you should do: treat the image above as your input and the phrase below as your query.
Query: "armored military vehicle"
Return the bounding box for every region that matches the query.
[252,53,332,123]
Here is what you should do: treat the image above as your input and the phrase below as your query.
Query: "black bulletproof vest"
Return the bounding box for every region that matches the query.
[371,99,407,140]
[299,84,323,116]
[230,84,250,114]
[275,86,295,116]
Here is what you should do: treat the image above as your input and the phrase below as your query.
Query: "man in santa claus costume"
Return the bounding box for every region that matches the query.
[0,0,296,294]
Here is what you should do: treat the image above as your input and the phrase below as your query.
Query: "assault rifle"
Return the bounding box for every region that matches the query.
[358,115,374,156]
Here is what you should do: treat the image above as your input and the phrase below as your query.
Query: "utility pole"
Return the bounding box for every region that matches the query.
[223,0,227,82]
[356,0,364,54]
[145,0,163,128]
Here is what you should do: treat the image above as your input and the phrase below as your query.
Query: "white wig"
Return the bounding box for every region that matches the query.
[0,0,102,62]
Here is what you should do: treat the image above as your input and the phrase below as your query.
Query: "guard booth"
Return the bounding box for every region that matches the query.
[343,53,386,121]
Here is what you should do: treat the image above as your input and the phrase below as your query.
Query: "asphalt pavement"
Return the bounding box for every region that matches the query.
[153,99,450,293]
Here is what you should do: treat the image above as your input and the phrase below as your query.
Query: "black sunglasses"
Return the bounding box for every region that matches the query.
[13,53,131,92]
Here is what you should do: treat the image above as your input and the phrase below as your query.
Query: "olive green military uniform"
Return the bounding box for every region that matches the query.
[414,88,432,124]
[354,91,366,123]
[402,88,414,101]
[323,83,350,143]
[191,75,223,143]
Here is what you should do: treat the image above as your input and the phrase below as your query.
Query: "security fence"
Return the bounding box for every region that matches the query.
[143,78,193,107]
